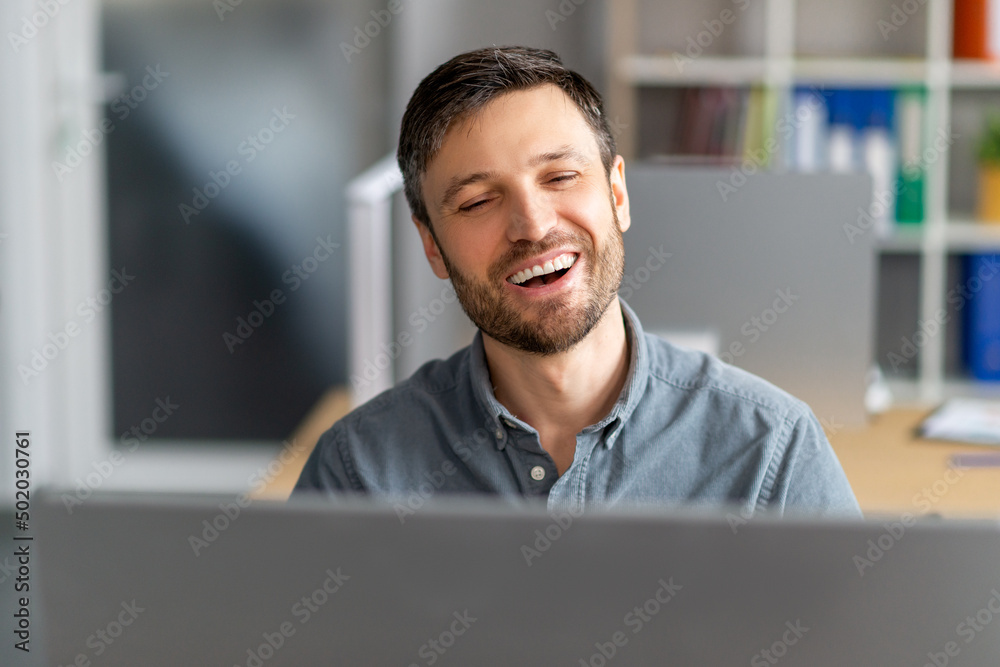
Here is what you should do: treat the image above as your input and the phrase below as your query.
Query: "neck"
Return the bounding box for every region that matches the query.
[482,299,631,436]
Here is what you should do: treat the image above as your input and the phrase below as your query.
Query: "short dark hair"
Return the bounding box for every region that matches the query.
[397,46,616,228]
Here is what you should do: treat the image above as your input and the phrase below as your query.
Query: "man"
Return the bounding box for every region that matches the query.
[295,46,860,516]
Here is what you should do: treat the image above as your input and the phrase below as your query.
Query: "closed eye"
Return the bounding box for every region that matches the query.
[459,197,492,213]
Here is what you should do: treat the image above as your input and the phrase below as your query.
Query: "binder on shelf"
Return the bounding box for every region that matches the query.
[782,86,926,227]
[826,89,861,173]
[953,0,1000,59]
[791,87,827,172]
[965,253,1000,382]
[860,89,897,232]
[894,87,926,224]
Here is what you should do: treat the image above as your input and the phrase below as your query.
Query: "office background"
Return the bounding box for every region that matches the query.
[3,0,1000,501]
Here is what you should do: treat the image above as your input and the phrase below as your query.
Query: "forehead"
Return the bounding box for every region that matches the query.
[422,84,600,190]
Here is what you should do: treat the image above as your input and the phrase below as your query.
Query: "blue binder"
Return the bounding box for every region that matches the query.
[965,253,1000,381]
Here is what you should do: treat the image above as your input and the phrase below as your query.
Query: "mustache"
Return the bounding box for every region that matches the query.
[490,231,592,280]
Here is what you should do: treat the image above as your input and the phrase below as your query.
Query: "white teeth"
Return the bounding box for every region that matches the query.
[507,252,579,285]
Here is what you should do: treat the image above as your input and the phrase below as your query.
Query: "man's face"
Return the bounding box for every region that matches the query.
[416,84,630,355]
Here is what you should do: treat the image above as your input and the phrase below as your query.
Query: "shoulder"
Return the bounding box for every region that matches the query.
[642,333,811,422]
[640,334,858,514]
[340,343,476,433]
[297,344,483,492]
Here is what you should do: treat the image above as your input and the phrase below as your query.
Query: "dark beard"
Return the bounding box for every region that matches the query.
[438,205,625,356]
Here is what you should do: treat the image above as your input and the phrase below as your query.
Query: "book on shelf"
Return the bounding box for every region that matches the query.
[672,87,753,160]
[652,85,929,226]
[658,86,773,165]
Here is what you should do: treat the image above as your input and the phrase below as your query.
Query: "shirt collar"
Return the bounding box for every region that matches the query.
[468,297,650,451]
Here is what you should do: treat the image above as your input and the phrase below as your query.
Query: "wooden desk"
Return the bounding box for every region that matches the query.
[254,388,353,500]
[261,392,1000,518]
[829,408,1000,518]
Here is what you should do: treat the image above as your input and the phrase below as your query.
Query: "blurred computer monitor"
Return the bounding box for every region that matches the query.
[623,166,875,425]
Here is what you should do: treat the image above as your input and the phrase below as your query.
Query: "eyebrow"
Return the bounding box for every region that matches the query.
[528,145,593,169]
[438,145,593,211]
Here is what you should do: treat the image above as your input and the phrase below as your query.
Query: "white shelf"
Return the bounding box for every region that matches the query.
[885,377,1000,408]
[619,55,768,86]
[950,60,1000,89]
[793,58,928,86]
[941,379,1000,401]
[878,220,1000,252]
[619,55,928,87]
[945,219,1000,250]
[877,224,924,253]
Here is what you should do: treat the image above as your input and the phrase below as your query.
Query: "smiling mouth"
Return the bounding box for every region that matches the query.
[506,252,578,287]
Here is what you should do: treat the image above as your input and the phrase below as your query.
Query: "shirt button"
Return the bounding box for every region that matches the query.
[530,466,546,481]
[494,427,504,440]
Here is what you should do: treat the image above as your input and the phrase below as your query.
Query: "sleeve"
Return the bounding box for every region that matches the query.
[762,408,862,517]
[291,425,363,497]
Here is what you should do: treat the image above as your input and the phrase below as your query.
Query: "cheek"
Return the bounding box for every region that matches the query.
[555,188,613,235]
[442,220,506,270]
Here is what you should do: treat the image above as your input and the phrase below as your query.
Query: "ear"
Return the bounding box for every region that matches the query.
[413,216,450,279]
[610,154,631,233]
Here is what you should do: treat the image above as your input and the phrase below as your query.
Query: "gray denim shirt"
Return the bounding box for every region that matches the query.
[294,300,861,517]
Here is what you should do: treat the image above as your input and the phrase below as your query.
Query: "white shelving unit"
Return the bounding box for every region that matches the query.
[606,0,1000,407]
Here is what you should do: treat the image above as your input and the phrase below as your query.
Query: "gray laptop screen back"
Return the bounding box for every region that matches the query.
[622,166,875,425]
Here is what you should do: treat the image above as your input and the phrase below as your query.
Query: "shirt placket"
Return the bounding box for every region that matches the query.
[546,430,603,512]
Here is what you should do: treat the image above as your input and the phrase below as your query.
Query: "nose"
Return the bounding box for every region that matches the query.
[505,186,557,244]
